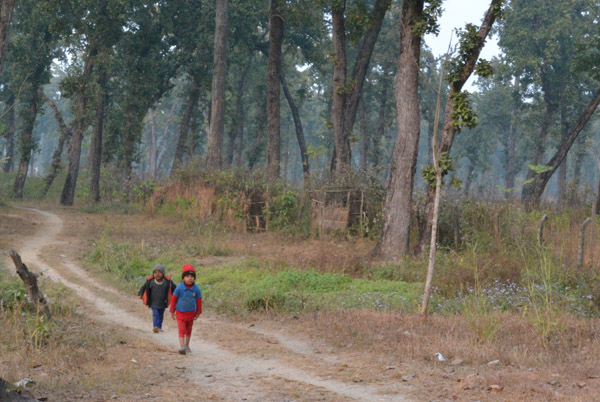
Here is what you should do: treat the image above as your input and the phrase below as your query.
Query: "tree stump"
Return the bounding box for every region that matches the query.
[9,250,51,319]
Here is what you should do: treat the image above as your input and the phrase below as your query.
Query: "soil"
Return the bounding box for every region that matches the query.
[5,206,411,402]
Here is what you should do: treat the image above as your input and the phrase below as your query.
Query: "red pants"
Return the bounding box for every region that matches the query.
[176,311,195,337]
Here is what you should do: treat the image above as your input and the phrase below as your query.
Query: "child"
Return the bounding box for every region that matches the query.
[170,264,202,355]
[138,263,176,333]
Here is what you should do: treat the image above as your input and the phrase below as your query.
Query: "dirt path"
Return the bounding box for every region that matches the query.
[11,207,410,402]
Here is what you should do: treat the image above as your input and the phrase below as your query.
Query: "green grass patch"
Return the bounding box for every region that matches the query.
[86,234,420,314]
[199,263,419,313]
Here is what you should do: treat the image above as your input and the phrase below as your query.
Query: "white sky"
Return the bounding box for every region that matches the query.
[424,0,503,90]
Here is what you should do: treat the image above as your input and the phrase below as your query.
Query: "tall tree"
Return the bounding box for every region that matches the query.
[89,65,106,202]
[330,0,391,172]
[281,69,309,176]
[0,0,17,75]
[374,0,440,259]
[497,0,597,208]
[171,78,201,173]
[266,0,283,179]
[0,92,15,172]
[41,91,71,195]
[60,47,96,206]
[418,0,504,252]
[55,0,130,205]
[521,88,600,209]
[9,0,56,198]
[206,0,228,171]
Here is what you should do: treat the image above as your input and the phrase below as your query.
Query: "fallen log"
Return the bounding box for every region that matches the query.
[9,250,51,319]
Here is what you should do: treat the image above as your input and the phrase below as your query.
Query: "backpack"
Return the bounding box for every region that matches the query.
[141,276,173,307]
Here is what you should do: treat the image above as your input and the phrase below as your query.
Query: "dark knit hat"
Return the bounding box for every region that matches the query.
[182,264,196,279]
[153,263,166,275]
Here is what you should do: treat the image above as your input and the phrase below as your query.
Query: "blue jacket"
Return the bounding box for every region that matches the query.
[172,283,202,312]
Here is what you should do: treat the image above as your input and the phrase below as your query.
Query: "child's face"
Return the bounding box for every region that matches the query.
[153,270,164,280]
[183,274,195,285]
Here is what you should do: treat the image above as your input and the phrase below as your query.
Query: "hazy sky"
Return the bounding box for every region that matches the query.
[424,0,503,89]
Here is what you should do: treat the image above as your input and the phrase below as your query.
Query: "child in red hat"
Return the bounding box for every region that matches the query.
[169,264,202,354]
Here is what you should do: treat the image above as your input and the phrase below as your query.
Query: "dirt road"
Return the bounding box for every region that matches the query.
[10,207,410,402]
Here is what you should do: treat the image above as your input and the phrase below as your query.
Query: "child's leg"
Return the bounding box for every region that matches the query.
[157,308,165,329]
[152,308,161,329]
[184,320,194,346]
[177,317,187,343]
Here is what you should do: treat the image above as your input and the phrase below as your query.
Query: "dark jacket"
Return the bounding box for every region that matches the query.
[138,277,176,309]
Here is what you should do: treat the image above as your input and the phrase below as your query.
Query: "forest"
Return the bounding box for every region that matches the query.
[2,0,600,401]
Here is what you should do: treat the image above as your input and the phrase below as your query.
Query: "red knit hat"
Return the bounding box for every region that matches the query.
[182,264,196,279]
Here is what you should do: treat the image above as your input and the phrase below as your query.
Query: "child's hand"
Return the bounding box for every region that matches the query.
[171,312,176,320]
[194,314,200,321]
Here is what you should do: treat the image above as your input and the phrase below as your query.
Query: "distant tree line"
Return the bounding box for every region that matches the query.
[1,0,600,260]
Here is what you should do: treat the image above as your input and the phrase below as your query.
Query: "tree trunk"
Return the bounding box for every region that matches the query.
[0,0,17,76]
[504,74,520,198]
[42,94,71,196]
[519,69,557,205]
[10,250,51,319]
[60,50,96,206]
[556,105,568,208]
[148,108,157,178]
[522,87,600,210]
[1,94,15,172]
[231,97,243,167]
[281,70,309,176]
[372,78,387,170]
[330,2,349,172]
[342,0,390,159]
[13,94,38,199]
[374,0,424,259]
[418,0,503,253]
[171,83,200,173]
[595,179,600,215]
[205,0,228,171]
[463,164,475,197]
[359,99,368,171]
[89,68,107,203]
[266,0,283,180]
[248,128,264,170]
[570,141,585,206]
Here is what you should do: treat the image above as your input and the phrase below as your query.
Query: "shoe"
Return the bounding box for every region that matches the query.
[185,346,191,353]
[179,347,187,355]
[158,328,164,333]
[153,327,159,333]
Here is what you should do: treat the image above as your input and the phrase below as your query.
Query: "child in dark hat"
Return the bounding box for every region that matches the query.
[138,263,176,333]
[170,264,202,355]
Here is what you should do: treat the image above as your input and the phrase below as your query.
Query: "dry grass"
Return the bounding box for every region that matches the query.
[68,209,374,275]
[283,311,600,401]
[0,307,204,401]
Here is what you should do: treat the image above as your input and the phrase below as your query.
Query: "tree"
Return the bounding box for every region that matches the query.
[374,0,441,259]
[0,0,17,75]
[171,77,201,173]
[508,0,600,209]
[266,0,283,180]
[206,0,228,171]
[9,0,57,198]
[493,0,599,208]
[0,92,15,172]
[54,0,128,205]
[281,68,309,176]
[418,0,504,253]
[330,0,391,172]
[89,65,106,202]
